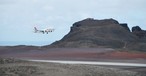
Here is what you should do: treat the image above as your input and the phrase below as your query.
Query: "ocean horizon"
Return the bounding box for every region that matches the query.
[0,41,52,46]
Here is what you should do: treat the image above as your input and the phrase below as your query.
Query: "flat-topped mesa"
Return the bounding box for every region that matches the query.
[72,18,119,27]
[71,18,120,32]
[49,18,139,48]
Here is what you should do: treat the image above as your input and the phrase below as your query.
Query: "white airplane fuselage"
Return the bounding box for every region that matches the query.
[34,27,54,34]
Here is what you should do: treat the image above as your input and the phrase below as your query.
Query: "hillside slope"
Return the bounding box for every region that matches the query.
[46,18,146,51]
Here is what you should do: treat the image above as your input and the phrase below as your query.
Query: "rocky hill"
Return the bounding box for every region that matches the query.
[46,18,146,51]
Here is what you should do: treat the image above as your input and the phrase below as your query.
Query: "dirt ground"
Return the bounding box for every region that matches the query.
[1,48,146,63]
[0,58,145,76]
[1,48,146,76]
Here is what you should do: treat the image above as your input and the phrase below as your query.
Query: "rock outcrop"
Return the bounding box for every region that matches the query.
[45,18,146,51]
[132,26,146,38]
[120,23,130,32]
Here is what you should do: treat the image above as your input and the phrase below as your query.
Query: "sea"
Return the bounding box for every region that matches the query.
[0,41,52,46]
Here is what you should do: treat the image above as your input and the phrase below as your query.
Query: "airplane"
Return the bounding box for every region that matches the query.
[34,27,55,34]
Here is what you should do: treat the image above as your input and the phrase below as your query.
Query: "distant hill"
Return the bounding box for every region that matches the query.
[46,18,146,51]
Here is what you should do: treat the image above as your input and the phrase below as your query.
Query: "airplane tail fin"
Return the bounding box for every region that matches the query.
[34,27,38,33]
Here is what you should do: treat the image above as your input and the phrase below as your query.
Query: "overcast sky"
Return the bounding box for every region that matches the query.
[0,0,146,46]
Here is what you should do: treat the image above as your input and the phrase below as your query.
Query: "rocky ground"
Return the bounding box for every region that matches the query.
[0,58,146,76]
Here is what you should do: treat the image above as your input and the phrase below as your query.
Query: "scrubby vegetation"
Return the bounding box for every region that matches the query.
[0,58,145,76]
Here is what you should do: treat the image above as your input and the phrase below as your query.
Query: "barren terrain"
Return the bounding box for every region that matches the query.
[0,58,146,76]
[1,47,146,76]
[1,48,146,62]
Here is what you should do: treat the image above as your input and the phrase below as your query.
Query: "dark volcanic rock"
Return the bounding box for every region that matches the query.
[44,18,146,51]
[120,23,130,32]
[132,26,142,32]
[132,26,146,38]
[48,18,138,49]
